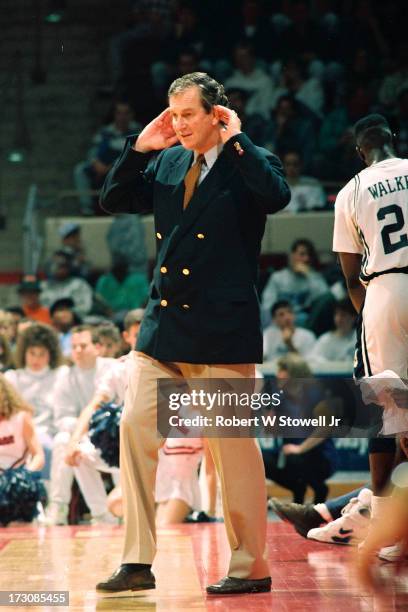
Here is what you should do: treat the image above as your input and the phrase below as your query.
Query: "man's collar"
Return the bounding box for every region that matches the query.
[193,143,223,169]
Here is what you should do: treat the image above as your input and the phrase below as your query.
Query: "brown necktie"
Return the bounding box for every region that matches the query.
[183,154,204,209]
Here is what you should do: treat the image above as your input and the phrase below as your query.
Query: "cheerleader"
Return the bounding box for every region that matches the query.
[106,435,205,527]
[0,374,46,526]
[106,405,206,526]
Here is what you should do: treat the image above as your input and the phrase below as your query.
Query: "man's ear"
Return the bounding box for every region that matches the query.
[211,106,219,126]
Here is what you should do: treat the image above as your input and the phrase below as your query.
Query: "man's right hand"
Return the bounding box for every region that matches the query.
[134,108,179,152]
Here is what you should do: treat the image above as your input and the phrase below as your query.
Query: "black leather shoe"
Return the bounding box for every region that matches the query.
[269,498,324,538]
[206,576,271,595]
[96,566,155,596]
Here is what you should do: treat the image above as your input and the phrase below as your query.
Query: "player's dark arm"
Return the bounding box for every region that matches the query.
[223,133,291,214]
[99,135,162,215]
[338,252,365,312]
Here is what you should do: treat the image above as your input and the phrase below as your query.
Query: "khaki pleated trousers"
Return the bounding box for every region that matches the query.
[120,351,269,579]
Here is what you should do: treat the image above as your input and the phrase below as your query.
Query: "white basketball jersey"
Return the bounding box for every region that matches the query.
[333,157,408,282]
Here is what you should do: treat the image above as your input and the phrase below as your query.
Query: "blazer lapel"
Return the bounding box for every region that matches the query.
[163,150,237,260]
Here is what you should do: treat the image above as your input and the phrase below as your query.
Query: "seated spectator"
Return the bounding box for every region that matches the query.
[261,354,337,503]
[309,299,357,367]
[5,324,68,481]
[17,275,52,325]
[45,324,117,525]
[4,307,25,342]
[63,312,145,523]
[54,222,90,279]
[95,257,149,315]
[0,374,45,526]
[282,150,326,212]
[107,214,148,275]
[262,238,331,330]
[117,307,144,355]
[0,333,14,372]
[264,95,317,170]
[271,58,325,118]
[226,87,268,146]
[94,323,122,358]
[315,92,367,180]
[50,298,80,358]
[92,309,145,406]
[41,250,93,318]
[263,300,316,362]
[225,42,276,118]
[73,101,141,215]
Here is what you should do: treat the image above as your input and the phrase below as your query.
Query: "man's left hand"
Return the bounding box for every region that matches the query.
[214,105,242,143]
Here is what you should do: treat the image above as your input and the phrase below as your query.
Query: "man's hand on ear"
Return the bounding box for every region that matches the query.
[134,108,179,152]
[214,105,242,144]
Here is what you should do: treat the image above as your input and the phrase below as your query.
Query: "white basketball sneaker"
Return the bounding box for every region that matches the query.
[307,488,372,545]
[40,502,69,526]
[378,541,408,562]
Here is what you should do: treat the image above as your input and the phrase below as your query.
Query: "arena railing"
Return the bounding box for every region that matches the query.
[22,184,43,275]
[25,181,344,274]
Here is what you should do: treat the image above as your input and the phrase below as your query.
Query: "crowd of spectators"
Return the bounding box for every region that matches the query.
[79,0,406,195]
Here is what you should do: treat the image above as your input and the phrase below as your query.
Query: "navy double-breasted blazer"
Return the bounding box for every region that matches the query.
[100,132,290,363]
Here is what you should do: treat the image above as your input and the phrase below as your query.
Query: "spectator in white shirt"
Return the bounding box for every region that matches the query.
[45,325,117,525]
[225,42,276,118]
[63,311,144,522]
[263,300,316,362]
[309,299,357,367]
[271,58,324,117]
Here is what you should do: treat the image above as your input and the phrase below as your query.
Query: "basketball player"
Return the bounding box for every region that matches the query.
[333,113,408,537]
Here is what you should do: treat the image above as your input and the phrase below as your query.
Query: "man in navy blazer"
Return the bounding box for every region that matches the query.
[97,72,290,596]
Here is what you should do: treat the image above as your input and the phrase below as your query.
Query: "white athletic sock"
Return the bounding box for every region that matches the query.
[313,503,333,522]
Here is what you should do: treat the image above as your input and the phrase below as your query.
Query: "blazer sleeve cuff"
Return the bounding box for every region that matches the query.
[222,132,260,161]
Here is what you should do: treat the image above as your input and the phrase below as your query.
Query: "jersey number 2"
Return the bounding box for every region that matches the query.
[377,204,408,254]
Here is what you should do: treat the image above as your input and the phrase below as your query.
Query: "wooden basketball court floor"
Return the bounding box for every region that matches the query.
[1,521,408,611]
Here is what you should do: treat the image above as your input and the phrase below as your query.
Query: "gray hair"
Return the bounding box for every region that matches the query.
[168,72,229,113]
